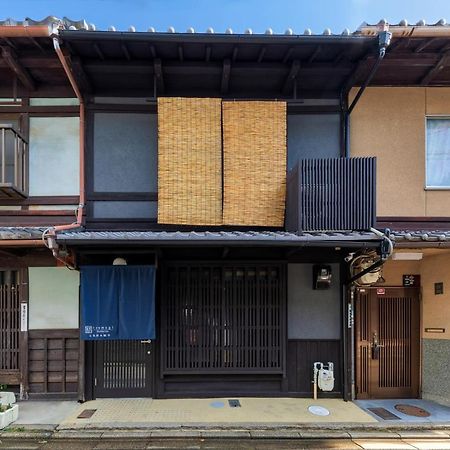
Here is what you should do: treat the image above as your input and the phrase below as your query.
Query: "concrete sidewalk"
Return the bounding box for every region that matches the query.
[2,397,450,441]
[58,398,376,429]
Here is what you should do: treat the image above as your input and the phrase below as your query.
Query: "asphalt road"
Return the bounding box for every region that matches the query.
[2,437,450,450]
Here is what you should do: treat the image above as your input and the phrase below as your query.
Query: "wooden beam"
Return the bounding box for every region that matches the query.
[149,45,157,58]
[61,49,92,94]
[282,47,294,64]
[221,59,231,94]
[93,43,105,60]
[420,50,450,85]
[257,46,266,63]
[205,45,211,62]
[282,59,300,94]
[121,43,131,61]
[231,46,238,62]
[178,45,184,62]
[154,58,164,94]
[308,46,321,64]
[341,56,370,95]
[1,46,36,91]
[28,37,46,54]
[414,37,439,53]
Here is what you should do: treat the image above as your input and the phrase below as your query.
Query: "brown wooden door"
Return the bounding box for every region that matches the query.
[355,287,420,399]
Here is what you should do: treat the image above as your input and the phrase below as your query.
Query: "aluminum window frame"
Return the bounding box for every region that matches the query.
[425,115,450,190]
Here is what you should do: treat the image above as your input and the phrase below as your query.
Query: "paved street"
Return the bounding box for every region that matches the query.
[2,436,450,449]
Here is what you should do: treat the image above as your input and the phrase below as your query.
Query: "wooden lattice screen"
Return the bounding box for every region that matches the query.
[157,97,223,225]
[161,263,286,374]
[222,101,287,226]
[0,279,20,380]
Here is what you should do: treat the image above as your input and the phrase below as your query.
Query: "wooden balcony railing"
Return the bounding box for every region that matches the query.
[0,124,28,199]
[286,157,376,232]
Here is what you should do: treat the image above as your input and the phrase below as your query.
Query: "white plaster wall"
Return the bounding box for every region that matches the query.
[28,267,79,330]
[29,117,80,195]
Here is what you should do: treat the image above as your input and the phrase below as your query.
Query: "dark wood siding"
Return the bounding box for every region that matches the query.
[286,339,342,395]
[28,329,79,397]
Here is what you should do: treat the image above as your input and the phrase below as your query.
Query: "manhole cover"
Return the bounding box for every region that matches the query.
[394,404,431,417]
[210,401,225,408]
[308,405,330,416]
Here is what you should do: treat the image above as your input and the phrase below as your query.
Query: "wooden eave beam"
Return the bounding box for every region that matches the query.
[231,46,238,62]
[282,47,294,63]
[420,50,450,85]
[178,45,184,62]
[414,37,440,53]
[282,59,300,94]
[93,43,105,60]
[154,58,164,94]
[341,56,370,95]
[149,45,157,58]
[308,46,321,63]
[1,46,36,91]
[257,46,266,63]
[121,43,131,61]
[205,45,212,62]
[221,58,231,94]
[61,49,92,94]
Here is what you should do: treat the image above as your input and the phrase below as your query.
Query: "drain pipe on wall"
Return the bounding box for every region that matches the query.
[342,30,392,157]
[42,35,85,267]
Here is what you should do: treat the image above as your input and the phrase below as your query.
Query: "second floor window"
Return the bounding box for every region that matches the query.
[426,118,450,189]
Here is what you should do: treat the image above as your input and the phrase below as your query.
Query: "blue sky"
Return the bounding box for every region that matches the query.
[3,0,450,34]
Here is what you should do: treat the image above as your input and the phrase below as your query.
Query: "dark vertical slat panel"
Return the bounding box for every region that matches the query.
[161,263,285,374]
[290,157,376,231]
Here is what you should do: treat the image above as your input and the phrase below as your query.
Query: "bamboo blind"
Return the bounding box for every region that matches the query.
[222,101,287,226]
[157,97,223,225]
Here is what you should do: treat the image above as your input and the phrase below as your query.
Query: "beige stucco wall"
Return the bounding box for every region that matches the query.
[350,87,450,217]
[28,267,79,330]
[381,251,450,340]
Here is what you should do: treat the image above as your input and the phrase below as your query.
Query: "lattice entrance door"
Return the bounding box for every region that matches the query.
[94,340,153,398]
[355,287,420,399]
[0,270,21,385]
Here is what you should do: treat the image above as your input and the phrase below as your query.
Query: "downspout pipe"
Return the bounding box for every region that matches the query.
[342,30,392,157]
[42,35,85,263]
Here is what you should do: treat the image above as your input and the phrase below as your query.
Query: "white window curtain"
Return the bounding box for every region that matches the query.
[426,118,450,188]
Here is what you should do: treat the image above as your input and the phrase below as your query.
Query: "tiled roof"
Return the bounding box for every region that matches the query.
[390,230,450,243]
[0,227,47,240]
[0,16,448,35]
[55,230,382,246]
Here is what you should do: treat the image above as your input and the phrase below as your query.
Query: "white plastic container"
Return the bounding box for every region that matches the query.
[0,392,16,405]
[0,404,19,429]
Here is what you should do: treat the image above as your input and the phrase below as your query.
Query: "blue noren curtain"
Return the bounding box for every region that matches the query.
[80,265,156,340]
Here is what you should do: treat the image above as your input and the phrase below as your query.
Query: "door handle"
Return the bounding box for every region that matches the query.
[140,339,152,344]
[372,332,384,359]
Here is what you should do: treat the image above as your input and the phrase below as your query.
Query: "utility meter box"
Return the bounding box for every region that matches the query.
[318,367,335,391]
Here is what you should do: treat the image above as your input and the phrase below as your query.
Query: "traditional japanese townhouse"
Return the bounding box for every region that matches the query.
[349,20,450,405]
[0,17,444,405]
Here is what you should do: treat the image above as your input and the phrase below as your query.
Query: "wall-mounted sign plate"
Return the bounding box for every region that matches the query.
[403,274,420,287]
[20,303,27,332]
